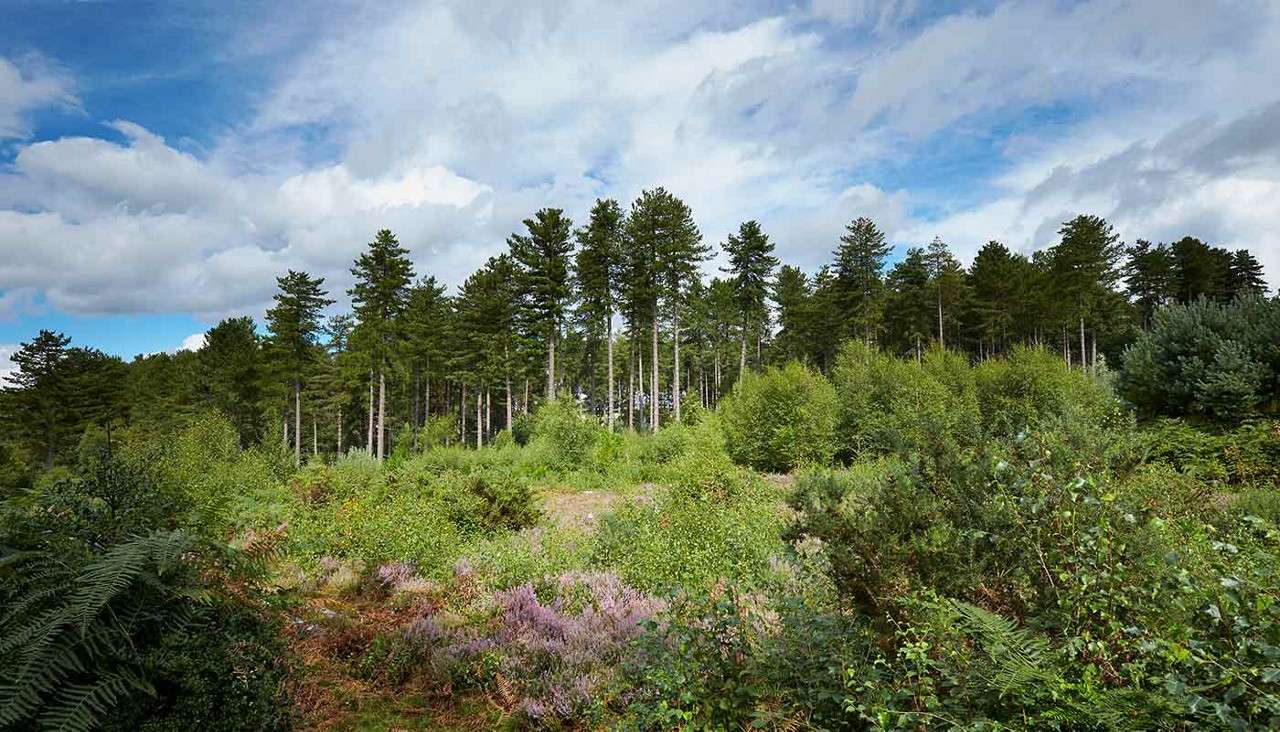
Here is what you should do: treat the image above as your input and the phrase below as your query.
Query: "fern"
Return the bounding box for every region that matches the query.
[0,530,200,731]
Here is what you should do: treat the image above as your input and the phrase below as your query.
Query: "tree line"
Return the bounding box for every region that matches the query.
[1,187,1270,469]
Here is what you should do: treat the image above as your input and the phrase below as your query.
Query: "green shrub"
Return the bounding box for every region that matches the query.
[719,361,837,472]
[527,398,603,472]
[830,344,981,473]
[975,345,1121,439]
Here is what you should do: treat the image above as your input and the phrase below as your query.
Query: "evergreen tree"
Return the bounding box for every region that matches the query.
[509,208,575,401]
[1226,249,1267,299]
[722,220,779,375]
[403,276,450,441]
[968,241,1034,353]
[1170,236,1230,303]
[771,265,812,365]
[197,317,266,446]
[924,237,968,349]
[3,330,72,468]
[574,198,624,426]
[349,229,415,459]
[1122,240,1176,329]
[832,217,891,343]
[1046,215,1125,370]
[883,248,932,359]
[265,270,334,465]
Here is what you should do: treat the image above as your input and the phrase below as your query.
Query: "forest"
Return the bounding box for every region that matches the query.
[2,189,1278,731]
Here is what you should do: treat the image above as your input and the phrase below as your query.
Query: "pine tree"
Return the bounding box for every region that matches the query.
[1225,249,1267,299]
[3,330,72,468]
[1122,240,1176,329]
[722,220,779,377]
[510,208,575,402]
[349,229,415,460]
[265,270,334,466]
[832,217,891,343]
[883,248,932,359]
[924,237,968,350]
[403,276,450,444]
[574,198,624,427]
[197,317,266,446]
[969,241,1031,352]
[1046,215,1125,371]
[1170,236,1230,303]
[771,265,812,365]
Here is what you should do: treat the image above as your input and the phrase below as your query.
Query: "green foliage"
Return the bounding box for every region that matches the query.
[975,345,1121,439]
[831,342,981,472]
[526,397,604,473]
[1120,296,1280,421]
[0,449,289,732]
[1132,418,1280,487]
[719,361,837,472]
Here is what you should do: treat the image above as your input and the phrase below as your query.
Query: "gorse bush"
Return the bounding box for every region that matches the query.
[527,397,604,473]
[1120,296,1280,421]
[719,361,837,472]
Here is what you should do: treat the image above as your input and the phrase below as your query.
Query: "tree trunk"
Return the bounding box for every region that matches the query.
[1091,332,1098,376]
[366,369,374,455]
[937,288,945,348]
[460,383,467,444]
[312,417,317,457]
[1079,315,1087,373]
[505,347,513,431]
[337,406,343,456]
[294,378,302,466]
[627,340,635,431]
[651,310,659,433]
[673,316,682,422]
[476,387,482,448]
[377,367,386,460]
[547,324,556,400]
[523,378,530,415]
[606,312,614,430]
[739,325,747,379]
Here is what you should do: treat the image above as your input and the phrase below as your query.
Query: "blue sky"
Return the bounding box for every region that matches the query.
[2,0,1279,373]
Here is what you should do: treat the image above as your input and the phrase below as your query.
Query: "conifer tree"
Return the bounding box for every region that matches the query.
[265,270,334,465]
[574,198,624,427]
[1226,249,1267,299]
[3,330,71,468]
[198,317,266,446]
[1047,215,1125,371]
[883,248,932,358]
[722,220,778,376]
[832,217,891,343]
[1122,240,1176,329]
[349,229,415,460]
[510,208,575,401]
[771,265,812,365]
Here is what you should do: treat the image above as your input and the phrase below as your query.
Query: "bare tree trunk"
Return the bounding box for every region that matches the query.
[476,387,482,448]
[650,307,659,433]
[425,371,431,424]
[460,383,467,444]
[937,288,945,348]
[337,407,343,455]
[366,369,374,455]
[377,367,386,460]
[505,348,513,431]
[606,312,615,430]
[627,340,635,431]
[739,324,747,379]
[523,378,530,415]
[1091,332,1098,376]
[485,387,491,441]
[547,324,556,400]
[294,379,302,466]
[673,316,682,423]
[312,417,317,457]
[1079,315,1087,373]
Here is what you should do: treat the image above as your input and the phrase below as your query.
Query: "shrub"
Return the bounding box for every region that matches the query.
[528,398,604,472]
[974,345,1121,439]
[1120,296,1280,421]
[831,343,981,471]
[719,361,837,472]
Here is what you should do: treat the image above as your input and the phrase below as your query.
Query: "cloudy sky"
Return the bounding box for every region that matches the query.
[1,0,1278,369]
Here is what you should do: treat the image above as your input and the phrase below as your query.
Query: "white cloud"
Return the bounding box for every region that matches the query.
[177,332,206,352]
[0,55,76,140]
[2,0,1280,323]
[0,343,17,384]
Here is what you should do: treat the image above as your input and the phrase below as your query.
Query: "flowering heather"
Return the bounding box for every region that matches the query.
[396,571,664,727]
[376,561,418,588]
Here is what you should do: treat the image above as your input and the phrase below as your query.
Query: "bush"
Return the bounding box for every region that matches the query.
[831,344,981,471]
[528,398,604,472]
[1120,296,1280,421]
[975,345,1121,439]
[719,361,837,472]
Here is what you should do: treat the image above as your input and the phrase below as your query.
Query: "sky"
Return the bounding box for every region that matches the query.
[1,0,1279,376]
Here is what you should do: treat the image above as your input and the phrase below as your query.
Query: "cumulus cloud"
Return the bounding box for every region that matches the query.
[177,332,206,352]
[1,0,1279,326]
